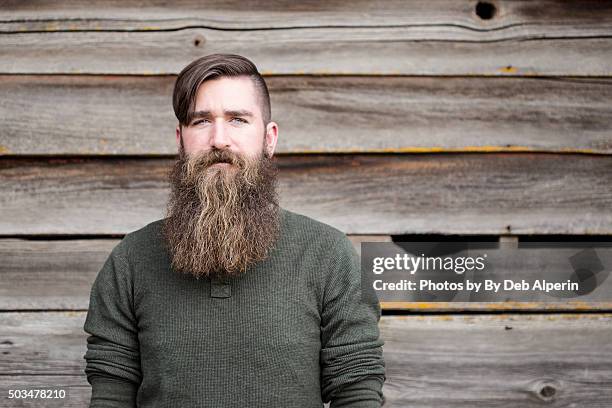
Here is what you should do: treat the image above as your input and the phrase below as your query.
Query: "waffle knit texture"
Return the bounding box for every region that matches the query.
[83,208,386,407]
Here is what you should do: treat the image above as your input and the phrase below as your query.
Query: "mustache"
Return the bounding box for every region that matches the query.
[184,148,246,170]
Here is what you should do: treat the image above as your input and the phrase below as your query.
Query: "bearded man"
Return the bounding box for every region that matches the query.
[83,53,386,407]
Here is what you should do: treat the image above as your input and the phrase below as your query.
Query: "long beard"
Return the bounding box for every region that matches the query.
[162,144,281,281]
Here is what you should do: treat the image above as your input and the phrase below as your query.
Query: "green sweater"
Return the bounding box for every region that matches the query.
[84,208,386,407]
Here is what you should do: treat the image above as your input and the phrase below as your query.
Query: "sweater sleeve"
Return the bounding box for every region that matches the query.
[320,234,386,407]
[83,244,142,407]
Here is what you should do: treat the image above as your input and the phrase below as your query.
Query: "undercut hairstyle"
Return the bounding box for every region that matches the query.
[173,53,271,127]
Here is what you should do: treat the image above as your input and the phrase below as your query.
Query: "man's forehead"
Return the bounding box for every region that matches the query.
[194,76,259,110]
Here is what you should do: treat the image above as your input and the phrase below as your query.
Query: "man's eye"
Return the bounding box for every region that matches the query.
[231,117,247,124]
[192,119,210,126]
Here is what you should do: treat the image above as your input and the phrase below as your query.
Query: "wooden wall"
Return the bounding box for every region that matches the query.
[1,1,611,406]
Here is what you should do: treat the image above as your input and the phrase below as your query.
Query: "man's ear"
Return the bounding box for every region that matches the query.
[175,125,181,150]
[265,121,279,157]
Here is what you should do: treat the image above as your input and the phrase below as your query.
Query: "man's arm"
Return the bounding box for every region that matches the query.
[320,233,386,407]
[83,243,142,407]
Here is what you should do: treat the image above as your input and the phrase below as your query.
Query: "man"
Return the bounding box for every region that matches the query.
[83,53,386,407]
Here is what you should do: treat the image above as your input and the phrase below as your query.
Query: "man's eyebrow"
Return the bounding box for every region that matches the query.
[188,109,254,122]
[225,109,254,117]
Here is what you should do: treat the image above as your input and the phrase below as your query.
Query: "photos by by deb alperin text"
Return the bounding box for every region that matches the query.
[369,252,580,294]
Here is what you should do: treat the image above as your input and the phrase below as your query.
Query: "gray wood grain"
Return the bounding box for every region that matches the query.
[2,238,611,311]
[1,0,612,75]
[1,154,611,236]
[1,75,611,155]
[1,313,611,407]
[0,239,116,310]
[2,29,610,76]
[2,0,611,32]
[380,313,612,407]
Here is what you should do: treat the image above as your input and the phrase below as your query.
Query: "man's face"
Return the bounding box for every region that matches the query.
[176,76,278,162]
[163,75,282,281]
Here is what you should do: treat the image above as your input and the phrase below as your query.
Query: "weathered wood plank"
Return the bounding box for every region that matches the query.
[2,75,612,156]
[2,27,610,75]
[0,239,115,310]
[1,154,610,235]
[1,312,86,375]
[2,0,612,33]
[380,314,612,407]
[2,238,611,311]
[1,313,611,407]
[2,2,611,76]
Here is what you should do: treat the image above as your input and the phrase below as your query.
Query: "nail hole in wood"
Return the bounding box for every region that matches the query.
[193,36,205,47]
[475,1,496,20]
[539,385,556,399]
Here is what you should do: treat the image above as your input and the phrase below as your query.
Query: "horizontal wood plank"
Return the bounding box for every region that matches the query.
[1,313,611,407]
[1,1,612,75]
[1,154,611,236]
[1,28,610,76]
[2,237,611,311]
[0,239,115,310]
[2,0,611,33]
[380,313,612,407]
[1,75,612,155]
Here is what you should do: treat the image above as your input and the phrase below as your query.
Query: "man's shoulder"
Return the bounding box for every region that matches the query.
[125,217,165,242]
[281,208,350,249]
[113,218,167,259]
[281,209,360,285]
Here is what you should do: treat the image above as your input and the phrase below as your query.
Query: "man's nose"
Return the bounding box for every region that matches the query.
[210,120,231,149]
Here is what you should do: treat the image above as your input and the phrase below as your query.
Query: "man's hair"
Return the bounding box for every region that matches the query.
[173,53,271,127]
